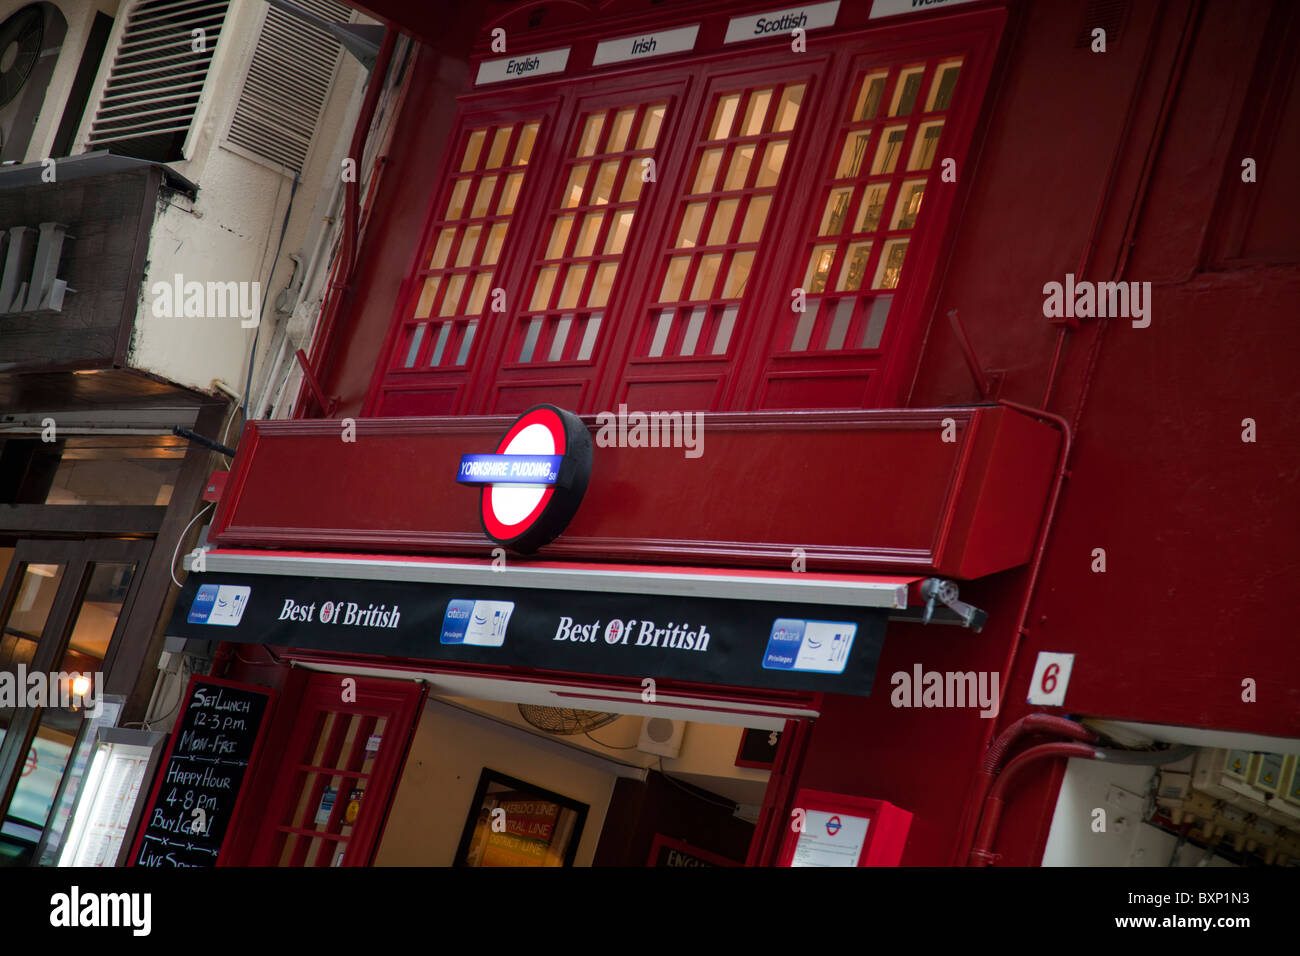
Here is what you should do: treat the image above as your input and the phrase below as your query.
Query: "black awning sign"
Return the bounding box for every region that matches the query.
[169,571,888,697]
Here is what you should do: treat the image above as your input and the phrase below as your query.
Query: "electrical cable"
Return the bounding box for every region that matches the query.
[170,502,214,588]
[144,656,190,731]
[584,731,637,749]
[656,757,738,811]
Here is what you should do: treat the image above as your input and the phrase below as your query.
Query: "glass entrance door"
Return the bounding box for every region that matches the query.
[0,537,149,864]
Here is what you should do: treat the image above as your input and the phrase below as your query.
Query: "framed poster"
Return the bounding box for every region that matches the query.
[453,769,588,867]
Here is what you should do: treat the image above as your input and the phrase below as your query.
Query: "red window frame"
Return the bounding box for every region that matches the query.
[365,4,1006,417]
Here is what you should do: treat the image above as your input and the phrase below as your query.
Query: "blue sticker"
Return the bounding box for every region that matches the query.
[188,584,219,624]
[762,618,806,670]
[440,599,475,643]
[763,618,856,674]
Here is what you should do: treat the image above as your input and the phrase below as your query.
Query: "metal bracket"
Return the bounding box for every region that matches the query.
[919,577,987,631]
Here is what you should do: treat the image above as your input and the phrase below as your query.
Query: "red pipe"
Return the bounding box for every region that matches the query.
[969,741,1099,866]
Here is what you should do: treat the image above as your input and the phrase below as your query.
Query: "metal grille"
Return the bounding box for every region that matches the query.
[86,0,230,155]
[226,0,351,173]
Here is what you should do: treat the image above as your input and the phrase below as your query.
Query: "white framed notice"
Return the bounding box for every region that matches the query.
[791,809,871,866]
[57,728,166,868]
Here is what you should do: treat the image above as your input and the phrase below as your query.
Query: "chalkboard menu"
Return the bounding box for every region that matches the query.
[131,676,274,867]
[735,727,782,768]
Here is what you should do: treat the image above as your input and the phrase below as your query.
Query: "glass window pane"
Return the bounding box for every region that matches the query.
[739,196,771,242]
[42,440,186,507]
[546,217,574,259]
[872,126,907,175]
[403,323,427,366]
[498,173,523,215]
[692,149,723,193]
[927,60,962,111]
[64,562,135,664]
[558,265,588,309]
[774,84,804,132]
[755,141,787,188]
[724,146,754,190]
[836,132,871,179]
[790,299,819,351]
[908,120,943,171]
[648,309,674,356]
[456,320,478,365]
[860,295,892,349]
[605,210,634,254]
[466,273,492,313]
[414,278,440,318]
[804,245,835,294]
[439,274,466,315]
[637,105,666,148]
[531,267,558,310]
[872,238,909,289]
[837,242,873,292]
[891,179,926,230]
[722,250,754,298]
[889,67,925,117]
[589,263,617,308]
[707,199,739,245]
[690,254,723,300]
[607,109,636,152]
[741,89,772,136]
[853,72,887,121]
[676,203,707,248]
[513,122,539,164]
[471,177,497,217]
[445,179,470,219]
[430,321,451,366]
[591,161,620,205]
[574,214,605,258]
[482,223,508,266]
[562,165,589,207]
[460,129,486,171]
[519,317,542,362]
[576,313,602,360]
[549,315,573,362]
[712,304,739,354]
[429,228,455,268]
[577,114,605,156]
[455,225,481,267]
[619,169,644,202]
[819,188,854,236]
[855,184,890,233]
[825,299,855,350]
[660,257,690,301]
[709,94,741,140]
[486,126,512,168]
[679,307,706,355]
[4,563,65,647]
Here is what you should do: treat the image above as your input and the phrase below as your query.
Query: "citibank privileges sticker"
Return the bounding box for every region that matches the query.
[456,405,593,554]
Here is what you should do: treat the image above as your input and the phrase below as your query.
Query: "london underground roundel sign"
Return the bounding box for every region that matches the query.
[456,405,593,554]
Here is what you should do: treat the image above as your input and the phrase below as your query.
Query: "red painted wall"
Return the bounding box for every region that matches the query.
[298,0,1299,866]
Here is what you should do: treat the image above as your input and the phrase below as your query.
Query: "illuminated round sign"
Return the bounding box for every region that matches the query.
[456,405,593,554]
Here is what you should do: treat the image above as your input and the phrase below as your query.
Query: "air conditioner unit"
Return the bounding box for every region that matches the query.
[637,717,685,758]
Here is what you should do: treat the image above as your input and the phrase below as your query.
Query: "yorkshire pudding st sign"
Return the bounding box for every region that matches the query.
[457,404,593,554]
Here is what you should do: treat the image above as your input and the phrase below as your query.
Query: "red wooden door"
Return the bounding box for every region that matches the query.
[248,673,424,866]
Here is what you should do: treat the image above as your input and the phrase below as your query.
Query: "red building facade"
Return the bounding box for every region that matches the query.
[173,0,1299,867]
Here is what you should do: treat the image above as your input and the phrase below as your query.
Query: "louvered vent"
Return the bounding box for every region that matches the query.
[86,0,230,162]
[225,0,351,174]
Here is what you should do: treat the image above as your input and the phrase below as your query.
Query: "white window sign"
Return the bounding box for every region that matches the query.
[724,1,840,44]
[593,24,699,66]
[869,0,980,18]
[791,810,870,866]
[476,47,570,86]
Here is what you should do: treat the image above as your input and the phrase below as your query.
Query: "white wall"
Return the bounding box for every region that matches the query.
[1042,756,1236,867]
[374,700,622,866]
